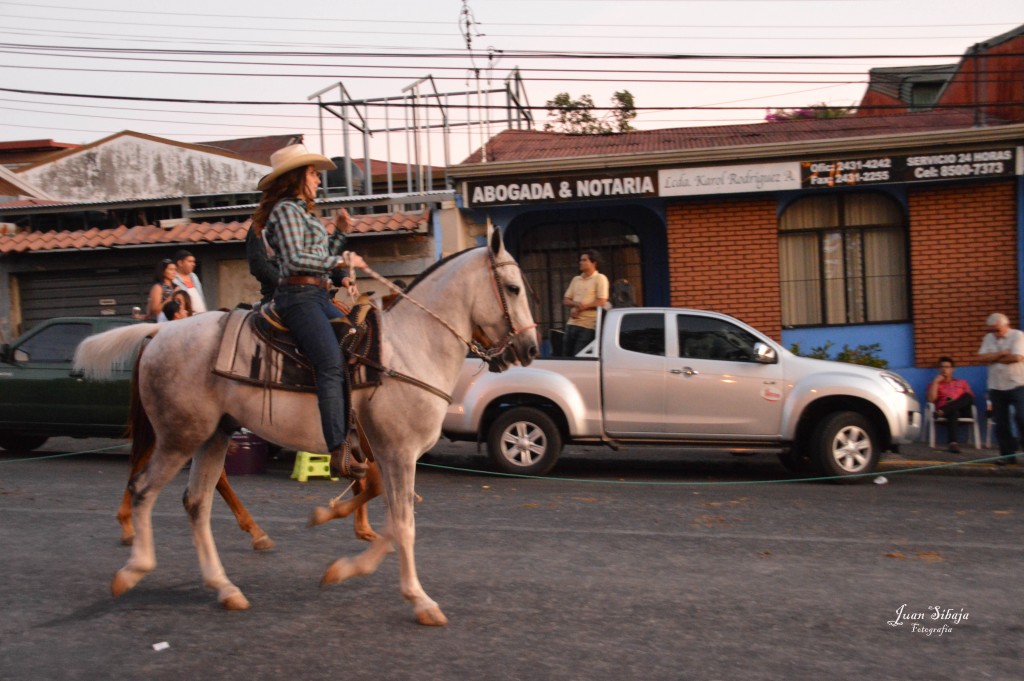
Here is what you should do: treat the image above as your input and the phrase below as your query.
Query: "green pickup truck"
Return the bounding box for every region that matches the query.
[0,317,140,451]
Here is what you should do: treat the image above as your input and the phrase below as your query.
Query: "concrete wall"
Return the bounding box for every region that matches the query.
[19,134,268,202]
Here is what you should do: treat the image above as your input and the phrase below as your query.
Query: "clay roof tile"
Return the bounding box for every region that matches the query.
[0,210,431,254]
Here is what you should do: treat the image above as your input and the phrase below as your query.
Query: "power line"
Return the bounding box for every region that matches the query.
[1,96,319,119]
[0,60,879,85]
[0,0,1012,29]
[0,39,979,60]
[3,85,1013,112]
[8,42,1015,78]
[0,11,1001,43]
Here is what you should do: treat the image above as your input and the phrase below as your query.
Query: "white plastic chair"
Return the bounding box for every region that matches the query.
[925,402,981,449]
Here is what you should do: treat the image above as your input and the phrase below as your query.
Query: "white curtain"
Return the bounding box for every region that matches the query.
[779,193,905,326]
[779,233,821,326]
[864,228,907,320]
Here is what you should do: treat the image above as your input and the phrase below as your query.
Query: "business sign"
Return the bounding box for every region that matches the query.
[461,147,1020,208]
[464,170,658,207]
[658,162,801,197]
[801,147,1019,189]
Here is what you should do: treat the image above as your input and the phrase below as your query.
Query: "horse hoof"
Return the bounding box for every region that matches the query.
[111,568,143,597]
[221,592,251,611]
[321,559,356,587]
[353,529,380,543]
[251,534,275,551]
[308,507,333,527]
[415,606,449,627]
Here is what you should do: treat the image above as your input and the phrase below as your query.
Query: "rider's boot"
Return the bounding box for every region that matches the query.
[330,433,368,480]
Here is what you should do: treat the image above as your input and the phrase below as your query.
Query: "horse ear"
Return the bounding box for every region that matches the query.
[488,224,504,256]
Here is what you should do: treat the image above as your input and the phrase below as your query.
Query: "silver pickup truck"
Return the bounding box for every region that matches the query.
[442,307,922,482]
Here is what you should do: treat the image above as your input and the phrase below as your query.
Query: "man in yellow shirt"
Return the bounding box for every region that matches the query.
[561,249,609,356]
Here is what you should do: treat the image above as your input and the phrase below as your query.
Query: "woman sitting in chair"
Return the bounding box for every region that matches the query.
[927,356,975,453]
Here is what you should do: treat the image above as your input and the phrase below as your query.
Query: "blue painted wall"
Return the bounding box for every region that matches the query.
[782,323,990,431]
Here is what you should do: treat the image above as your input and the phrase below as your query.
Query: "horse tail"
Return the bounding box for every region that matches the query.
[73,322,161,381]
[127,340,155,470]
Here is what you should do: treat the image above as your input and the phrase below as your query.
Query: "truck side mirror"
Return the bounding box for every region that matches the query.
[753,342,777,364]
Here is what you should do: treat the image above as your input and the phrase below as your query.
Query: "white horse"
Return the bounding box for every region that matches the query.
[74,230,538,625]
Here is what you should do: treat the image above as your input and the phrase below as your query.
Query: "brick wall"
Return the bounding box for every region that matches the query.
[666,196,782,337]
[910,180,1018,368]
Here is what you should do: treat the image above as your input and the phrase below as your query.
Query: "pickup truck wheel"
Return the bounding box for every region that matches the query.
[487,407,562,476]
[0,431,49,452]
[811,411,878,483]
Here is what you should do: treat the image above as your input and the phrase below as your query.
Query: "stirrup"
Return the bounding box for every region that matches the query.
[330,441,368,480]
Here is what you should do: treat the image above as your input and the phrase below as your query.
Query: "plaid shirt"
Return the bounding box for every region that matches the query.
[264,199,345,277]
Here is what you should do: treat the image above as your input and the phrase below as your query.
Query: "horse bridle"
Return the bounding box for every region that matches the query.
[361,248,536,370]
[469,249,538,368]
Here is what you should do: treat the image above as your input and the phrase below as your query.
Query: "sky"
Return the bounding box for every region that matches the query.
[0,0,1021,164]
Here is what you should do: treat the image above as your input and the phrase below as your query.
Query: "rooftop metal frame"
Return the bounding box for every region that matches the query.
[308,69,533,198]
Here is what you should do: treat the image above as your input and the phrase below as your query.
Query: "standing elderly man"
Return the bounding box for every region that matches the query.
[172,249,208,313]
[978,312,1024,465]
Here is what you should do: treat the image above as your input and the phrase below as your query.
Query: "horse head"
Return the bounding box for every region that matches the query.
[472,228,539,372]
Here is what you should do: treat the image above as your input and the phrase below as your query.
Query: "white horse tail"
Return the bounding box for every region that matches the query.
[73,322,161,381]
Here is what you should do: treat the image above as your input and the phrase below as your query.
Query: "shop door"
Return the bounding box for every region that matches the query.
[517,220,643,356]
[18,267,151,330]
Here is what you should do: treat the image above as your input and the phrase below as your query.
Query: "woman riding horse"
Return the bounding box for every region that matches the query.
[250,143,368,479]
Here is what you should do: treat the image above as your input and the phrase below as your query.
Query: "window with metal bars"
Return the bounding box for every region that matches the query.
[517,220,643,345]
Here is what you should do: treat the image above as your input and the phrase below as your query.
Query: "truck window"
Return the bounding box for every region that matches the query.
[13,322,93,363]
[677,316,759,362]
[618,313,665,356]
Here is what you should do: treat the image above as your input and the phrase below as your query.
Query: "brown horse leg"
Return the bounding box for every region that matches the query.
[117,487,135,545]
[309,461,383,541]
[121,448,272,550]
[215,469,275,551]
[118,444,154,545]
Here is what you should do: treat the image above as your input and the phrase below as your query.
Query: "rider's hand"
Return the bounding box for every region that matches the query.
[339,250,367,270]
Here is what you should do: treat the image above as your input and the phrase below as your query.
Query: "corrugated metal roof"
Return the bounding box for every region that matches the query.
[0,195,188,215]
[456,110,983,165]
[198,134,300,165]
[865,64,959,101]
[0,139,77,152]
[0,198,65,209]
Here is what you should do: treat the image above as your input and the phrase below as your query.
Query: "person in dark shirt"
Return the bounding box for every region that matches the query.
[246,223,280,304]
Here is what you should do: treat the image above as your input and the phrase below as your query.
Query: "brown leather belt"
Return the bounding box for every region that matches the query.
[279,275,328,288]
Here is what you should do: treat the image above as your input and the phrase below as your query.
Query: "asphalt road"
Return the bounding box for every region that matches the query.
[0,438,1021,681]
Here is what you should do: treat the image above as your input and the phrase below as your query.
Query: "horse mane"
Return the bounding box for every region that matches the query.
[384,245,484,311]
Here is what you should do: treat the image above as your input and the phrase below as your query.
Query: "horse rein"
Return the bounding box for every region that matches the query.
[358,249,536,368]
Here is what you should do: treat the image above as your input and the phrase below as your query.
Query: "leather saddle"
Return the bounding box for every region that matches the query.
[213,301,382,393]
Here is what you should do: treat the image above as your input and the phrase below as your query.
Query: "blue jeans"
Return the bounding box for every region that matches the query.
[562,324,595,357]
[989,386,1024,456]
[274,284,347,451]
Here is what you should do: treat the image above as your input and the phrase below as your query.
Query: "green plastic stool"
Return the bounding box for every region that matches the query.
[291,451,337,482]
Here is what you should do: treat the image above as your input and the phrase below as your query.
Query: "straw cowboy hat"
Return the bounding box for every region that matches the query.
[257,143,336,190]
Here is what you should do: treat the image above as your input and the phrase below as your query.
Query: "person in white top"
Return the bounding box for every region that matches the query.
[977,312,1024,465]
[172,249,208,313]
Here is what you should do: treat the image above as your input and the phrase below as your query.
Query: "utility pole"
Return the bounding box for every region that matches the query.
[460,0,487,162]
